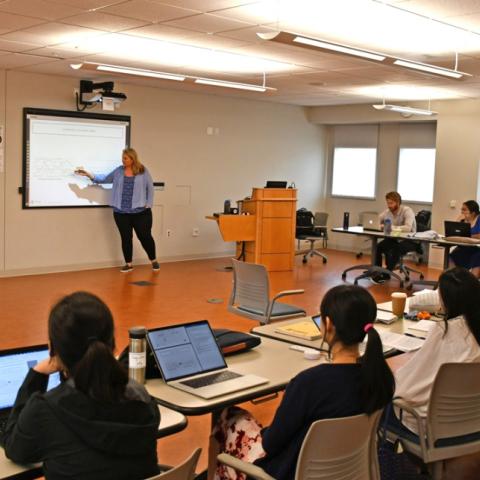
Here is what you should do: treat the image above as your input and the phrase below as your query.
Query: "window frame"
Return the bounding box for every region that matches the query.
[396,147,436,205]
[329,147,378,200]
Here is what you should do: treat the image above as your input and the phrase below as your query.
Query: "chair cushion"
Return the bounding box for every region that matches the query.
[237,303,305,317]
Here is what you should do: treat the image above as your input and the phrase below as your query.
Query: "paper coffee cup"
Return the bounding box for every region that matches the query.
[391,292,407,317]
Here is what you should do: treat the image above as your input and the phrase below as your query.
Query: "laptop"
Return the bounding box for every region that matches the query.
[444,221,471,238]
[362,213,382,231]
[0,345,61,438]
[146,320,268,399]
[265,181,287,188]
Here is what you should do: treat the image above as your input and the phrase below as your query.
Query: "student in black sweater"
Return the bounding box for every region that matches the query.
[213,285,395,480]
[2,292,161,480]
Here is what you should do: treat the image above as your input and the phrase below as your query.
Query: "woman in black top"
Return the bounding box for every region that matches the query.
[213,285,395,480]
[2,292,160,480]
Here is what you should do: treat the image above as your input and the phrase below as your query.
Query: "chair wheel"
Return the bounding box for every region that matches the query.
[302,257,307,264]
[323,258,327,264]
[406,283,413,291]
[342,273,347,280]
[354,280,358,285]
[420,274,424,280]
[405,276,410,282]
[400,281,404,288]
[356,253,363,259]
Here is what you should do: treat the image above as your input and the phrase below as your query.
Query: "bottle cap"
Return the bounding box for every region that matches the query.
[129,326,146,339]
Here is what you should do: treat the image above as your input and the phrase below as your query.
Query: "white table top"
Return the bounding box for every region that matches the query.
[145,336,325,415]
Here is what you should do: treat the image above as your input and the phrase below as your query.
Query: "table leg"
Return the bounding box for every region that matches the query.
[442,245,451,270]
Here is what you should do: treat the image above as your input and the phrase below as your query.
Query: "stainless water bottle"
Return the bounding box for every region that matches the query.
[128,326,147,384]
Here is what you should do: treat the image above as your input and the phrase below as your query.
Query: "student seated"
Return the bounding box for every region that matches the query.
[2,291,161,480]
[371,191,417,284]
[393,267,480,434]
[212,285,395,480]
[450,200,480,278]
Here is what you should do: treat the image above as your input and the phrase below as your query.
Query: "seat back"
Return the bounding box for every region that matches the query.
[415,210,432,232]
[296,208,315,237]
[146,448,201,480]
[229,259,270,315]
[427,363,480,444]
[314,211,328,227]
[295,411,382,480]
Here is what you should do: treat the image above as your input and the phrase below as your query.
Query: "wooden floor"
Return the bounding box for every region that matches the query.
[0,250,441,473]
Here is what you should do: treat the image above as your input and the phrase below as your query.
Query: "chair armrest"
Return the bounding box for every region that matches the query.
[217,454,275,480]
[271,289,305,303]
[392,398,429,456]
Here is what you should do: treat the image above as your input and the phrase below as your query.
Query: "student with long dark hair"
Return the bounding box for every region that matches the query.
[3,292,160,480]
[394,267,480,433]
[212,285,395,480]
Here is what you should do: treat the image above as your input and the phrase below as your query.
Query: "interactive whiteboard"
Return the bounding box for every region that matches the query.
[23,108,130,208]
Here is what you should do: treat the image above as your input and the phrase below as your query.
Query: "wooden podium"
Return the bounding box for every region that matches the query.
[208,188,297,271]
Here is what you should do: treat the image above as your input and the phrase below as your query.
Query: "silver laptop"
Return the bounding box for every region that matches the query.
[0,345,61,439]
[147,321,268,399]
[362,213,382,231]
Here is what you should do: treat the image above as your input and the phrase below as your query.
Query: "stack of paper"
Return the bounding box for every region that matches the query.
[275,320,322,340]
[376,311,397,324]
[379,331,424,352]
[406,320,436,338]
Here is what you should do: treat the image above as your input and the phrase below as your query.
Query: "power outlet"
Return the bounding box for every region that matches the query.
[166,229,173,237]
[192,228,200,237]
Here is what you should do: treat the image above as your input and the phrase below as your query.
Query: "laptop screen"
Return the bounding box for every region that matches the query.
[147,321,227,382]
[0,346,61,411]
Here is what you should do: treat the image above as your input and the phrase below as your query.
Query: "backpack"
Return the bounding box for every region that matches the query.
[296,208,315,237]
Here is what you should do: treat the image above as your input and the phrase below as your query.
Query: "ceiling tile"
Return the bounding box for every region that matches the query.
[397,0,480,18]
[0,52,60,68]
[47,0,125,9]
[100,1,199,23]
[164,13,253,34]
[25,45,90,59]
[213,1,279,24]
[445,12,480,31]
[0,0,84,20]
[173,32,250,50]
[217,24,278,43]
[61,11,149,31]
[0,12,45,34]
[122,23,199,41]
[151,1,258,13]
[2,22,104,45]
[0,39,41,52]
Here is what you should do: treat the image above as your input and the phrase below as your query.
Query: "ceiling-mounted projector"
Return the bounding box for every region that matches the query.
[77,80,126,111]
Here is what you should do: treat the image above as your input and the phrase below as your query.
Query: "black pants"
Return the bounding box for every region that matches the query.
[113,209,156,263]
[375,238,419,271]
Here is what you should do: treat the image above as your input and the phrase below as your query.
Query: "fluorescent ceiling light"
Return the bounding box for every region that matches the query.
[96,64,185,81]
[194,78,270,92]
[393,59,467,79]
[372,104,437,116]
[293,35,386,61]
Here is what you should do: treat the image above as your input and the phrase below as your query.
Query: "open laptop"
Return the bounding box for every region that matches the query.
[146,320,268,399]
[444,220,471,238]
[265,181,287,188]
[0,345,61,438]
[362,213,382,231]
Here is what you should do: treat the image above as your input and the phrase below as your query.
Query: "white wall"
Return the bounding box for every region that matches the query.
[0,70,326,276]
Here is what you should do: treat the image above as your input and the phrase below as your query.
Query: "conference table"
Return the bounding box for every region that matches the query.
[332,226,480,286]
[0,405,188,480]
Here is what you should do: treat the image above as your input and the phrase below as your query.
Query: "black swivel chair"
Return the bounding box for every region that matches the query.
[295,210,328,264]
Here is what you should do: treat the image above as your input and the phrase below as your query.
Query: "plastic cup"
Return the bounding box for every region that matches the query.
[391,292,407,318]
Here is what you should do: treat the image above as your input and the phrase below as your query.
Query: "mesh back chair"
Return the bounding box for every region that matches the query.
[146,448,201,480]
[228,259,306,325]
[217,411,383,480]
[295,211,328,264]
[386,363,480,479]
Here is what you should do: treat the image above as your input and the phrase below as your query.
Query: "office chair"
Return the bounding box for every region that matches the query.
[228,259,306,325]
[295,211,328,264]
[217,411,383,480]
[147,448,201,480]
[385,363,480,480]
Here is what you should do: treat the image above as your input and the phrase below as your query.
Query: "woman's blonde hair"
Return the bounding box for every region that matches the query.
[123,148,145,175]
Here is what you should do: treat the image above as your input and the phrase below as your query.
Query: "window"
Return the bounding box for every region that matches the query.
[331,148,377,198]
[397,148,436,203]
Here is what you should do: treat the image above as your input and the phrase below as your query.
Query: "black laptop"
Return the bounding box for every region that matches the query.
[0,345,61,439]
[444,221,471,238]
[265,181,287,188]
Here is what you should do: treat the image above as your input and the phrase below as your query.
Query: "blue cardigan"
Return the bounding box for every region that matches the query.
[93,166,154,210]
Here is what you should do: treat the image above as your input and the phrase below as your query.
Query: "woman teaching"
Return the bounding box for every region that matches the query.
[75,148,159,272]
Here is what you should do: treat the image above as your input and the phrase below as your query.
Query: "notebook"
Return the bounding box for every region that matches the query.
[362,213,382,231]
[0,345,61,437]
[275,320,322,340]
[146,321,268,399]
